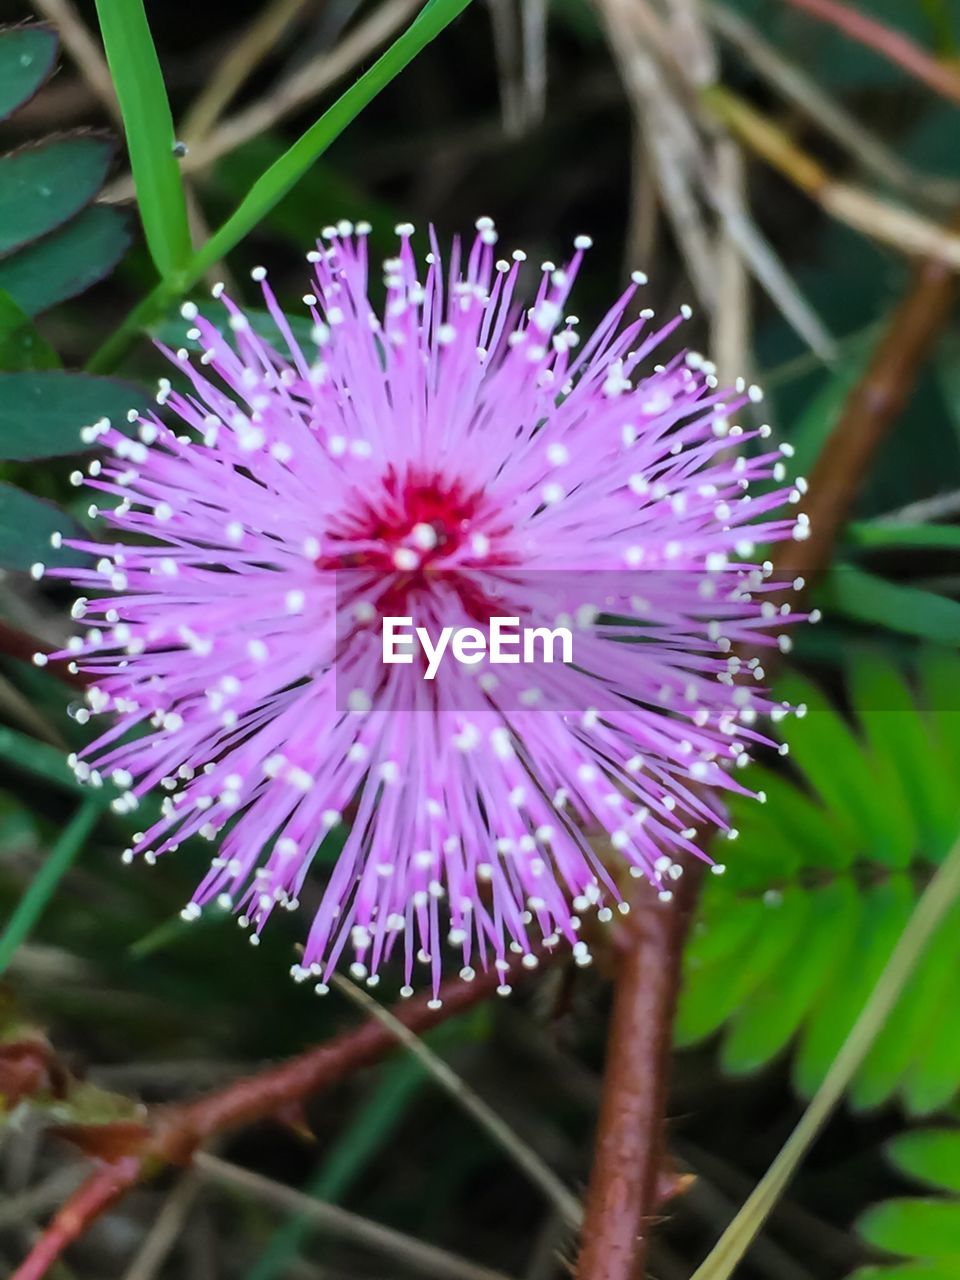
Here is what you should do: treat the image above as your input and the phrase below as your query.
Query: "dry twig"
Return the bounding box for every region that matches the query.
[180,0,312,144]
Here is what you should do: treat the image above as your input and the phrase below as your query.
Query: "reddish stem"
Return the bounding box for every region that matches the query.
[575,241,959,1280]
[12,957,538,1280]
[576,879,695,1278]
[783,0,960,107]
[13,1160,140,1280]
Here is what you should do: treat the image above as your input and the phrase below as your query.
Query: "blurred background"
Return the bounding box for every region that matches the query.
[1,1,960,1277]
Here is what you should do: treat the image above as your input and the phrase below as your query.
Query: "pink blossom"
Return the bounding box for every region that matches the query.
[46,220,805,998]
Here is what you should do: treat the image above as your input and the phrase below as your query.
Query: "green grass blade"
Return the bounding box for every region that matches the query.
[689,828,960,1280]
[190,0,471,277]
[0,725,87,793]
[245,1057,425,1280]
[847,522,960,550]
[0,794,103,974]
[93,0,192,280]
[817,566,960,647]
[87,0,471,375]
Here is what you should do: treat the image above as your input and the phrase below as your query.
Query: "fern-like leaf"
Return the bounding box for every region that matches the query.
[851,1129,960,1278]
[678,649,960,1114]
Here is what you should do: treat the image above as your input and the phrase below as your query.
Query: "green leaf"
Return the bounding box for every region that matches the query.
[677,890,809,1045]
[857,1199,960,1264]
[847,522,960,552]
[87,0,472,374]
[0,205,132,316]
[688,834,960,1280]
[721,878,860,1075]
[93,0,192,279]
[900,991,960,1115]
[680,659,960,1110]
[850,653,956,852]
[0,725,86,793]
[0,371,140,459]
[850,1268,953,1280]
[918,648,960,783]
[778,672,911,866]
[0,135,114,257]
[850,899,960,1110]
[0,23,58,122]
[0,795,103,975]
[888,1130,960,1196]
[794,876,914,1096]
[189,0,472,278]
[0,481,89,571]
[818,567,960,647]
[0,288,60,370]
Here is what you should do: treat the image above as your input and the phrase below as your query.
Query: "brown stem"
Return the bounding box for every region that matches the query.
[12,1160,140,1280]
[575,238,959,1280]
[11,956,540,1280]
[576,877,696,1278]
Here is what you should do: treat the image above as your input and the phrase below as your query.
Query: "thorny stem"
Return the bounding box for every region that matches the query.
[12,1159,141,1280]
[11,956,541,1280]
[574,230,959,1280]
[576,874,698,1279]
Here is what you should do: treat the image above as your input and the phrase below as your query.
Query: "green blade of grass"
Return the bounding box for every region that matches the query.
[93,0,192,280]
[190,0,471,277]
[0,725,87,793]
[87,0,471,372]
[245,1057,425,1280]
[847,521,960,550]
[689,828,960,1280]
[0,794,103,974]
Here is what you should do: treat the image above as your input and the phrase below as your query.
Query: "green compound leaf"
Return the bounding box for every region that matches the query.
[0,23,58,122]
[0,481,89,572]
[0,205,132,317]
[0,135,114,257]
[0,288,60,370]
[887,1131,960,1197]
[0,371,141,459]
[679,652,960,1113]
[824,1128,960,1279]
[858,1200,960,1268]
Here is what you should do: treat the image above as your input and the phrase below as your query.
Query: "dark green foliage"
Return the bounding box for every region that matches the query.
[0,22,57,121]
[0,371,141,458]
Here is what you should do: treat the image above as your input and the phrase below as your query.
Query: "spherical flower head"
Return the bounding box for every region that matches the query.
[50,219,807,997]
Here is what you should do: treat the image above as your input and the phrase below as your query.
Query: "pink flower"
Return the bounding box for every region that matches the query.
[48,220,804,998]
